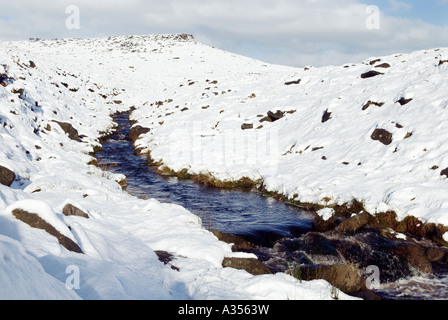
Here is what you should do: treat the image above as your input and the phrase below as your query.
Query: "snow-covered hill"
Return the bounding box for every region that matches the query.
[0,33,447,300]
[0,35,358,300]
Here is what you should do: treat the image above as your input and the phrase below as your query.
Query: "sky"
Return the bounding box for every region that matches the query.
[0,0,447,67]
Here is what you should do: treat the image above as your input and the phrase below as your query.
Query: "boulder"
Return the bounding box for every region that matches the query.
[62,203,89,219]
[12,209,83,254]
[392,244,433,275]
[0,165,16,187]
[371,128,393,145]
[336,212,370,233]
[222,257,273,275]
[426,247,446,262]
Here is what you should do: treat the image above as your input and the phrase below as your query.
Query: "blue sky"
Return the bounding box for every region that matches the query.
[0,0,447,67]
[368,0,447,25]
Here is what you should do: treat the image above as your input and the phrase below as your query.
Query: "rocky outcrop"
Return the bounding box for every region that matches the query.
[0,165,16,187]
[12,209,83,253]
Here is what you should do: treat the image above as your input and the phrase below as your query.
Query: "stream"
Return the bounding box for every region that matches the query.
[96,112,315,246]
[96,111,448,300]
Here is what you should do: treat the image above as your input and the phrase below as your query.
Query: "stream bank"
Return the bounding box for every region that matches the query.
[96,110,448,300]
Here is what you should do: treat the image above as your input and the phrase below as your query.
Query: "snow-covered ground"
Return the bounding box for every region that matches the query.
[0,35,362,300]
[1,33,447,300]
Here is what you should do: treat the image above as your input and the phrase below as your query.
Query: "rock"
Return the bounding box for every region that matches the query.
[362,100,385,111]
[211,230,253,251]
[267,110,285,122]
[51,121,80,141]
[336,212,370,233]
[259,116,272,123]
[62,203,89,219]
[0,165,16,187]
[392,244,433,274]
[361,71,384,79]
[300,264,364,294]
[155,250,179,271]
[371,128,393,145]
[299,232,339,256]
[241,123,253,130]
[397,97,413,105]
[11,209,83,254]
[369,211,399,230]
[284,79,301,85]
[129,125,150,142]
[222,257,273,275]
[0,74,13,87]
[395,216,423,235]
[441,168,448,178]
[334,232,413,283]
[321,109,332,123]
[426,247,446,262]
[375,63,391,68]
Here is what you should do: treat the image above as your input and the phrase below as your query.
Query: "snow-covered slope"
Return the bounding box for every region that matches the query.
[128,40,448,227]
[0,35,360,300]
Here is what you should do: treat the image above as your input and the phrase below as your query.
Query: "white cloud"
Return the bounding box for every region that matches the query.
[0,0,447,67]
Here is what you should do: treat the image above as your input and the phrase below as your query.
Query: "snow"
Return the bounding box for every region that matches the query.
[1,34,446,300]
[317,208,335,222]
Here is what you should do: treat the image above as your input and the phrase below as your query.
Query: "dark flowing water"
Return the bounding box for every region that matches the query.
[96,112,314,247]
[96,111,448,300]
